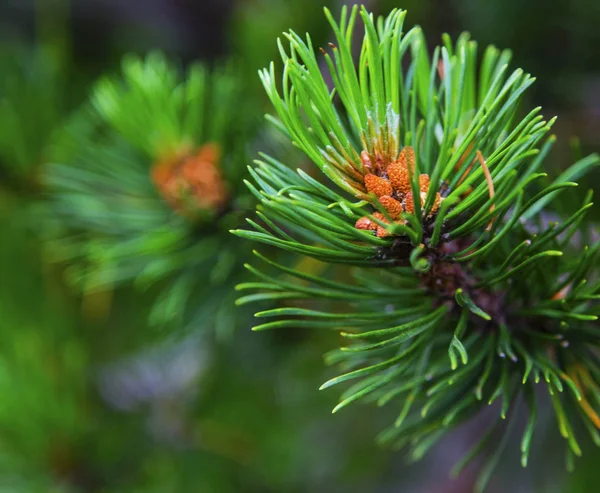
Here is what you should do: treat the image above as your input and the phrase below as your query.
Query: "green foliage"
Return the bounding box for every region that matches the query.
[0,202,87,492]
[44,53,258,336]
[0,44,67,185]
[234,5,600,488]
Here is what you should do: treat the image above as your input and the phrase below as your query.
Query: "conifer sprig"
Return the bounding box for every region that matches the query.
[45,53,257,335]
[233,5,600,488]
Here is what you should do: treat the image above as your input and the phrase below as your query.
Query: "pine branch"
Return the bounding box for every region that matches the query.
[45,53,259,336]
[234,5,600,487]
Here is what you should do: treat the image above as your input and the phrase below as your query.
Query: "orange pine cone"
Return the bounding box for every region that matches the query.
[379,195,403,219]
[376,225,393,238]
[404,192,415,214]
[372,212,391,238]
[430,192,442,215]
[355,216,377,231]
[404,191,427,214]
[151,143,228,215]
[398,146,415,172]
[387,161,411,195]
[364,173,393,197]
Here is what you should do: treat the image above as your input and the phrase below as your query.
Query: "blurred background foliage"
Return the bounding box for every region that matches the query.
[0,0,598,492]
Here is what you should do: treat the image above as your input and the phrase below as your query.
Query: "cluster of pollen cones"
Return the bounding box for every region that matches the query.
[355,146,442,238]
[151,143,228,216]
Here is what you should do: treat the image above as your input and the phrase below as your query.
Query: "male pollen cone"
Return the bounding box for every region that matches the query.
[152,143,228,216]
[379,195,403,219]
[355,211,388,232]
[355,216,377,231]
[387,162,411,195]
[387,146,415,195]
[364,174,393,197]
[373,211,393,238]
[354,145,443,238]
